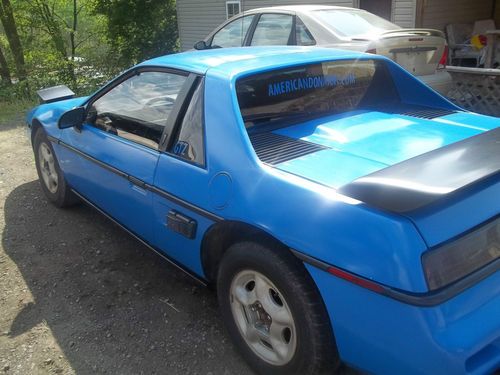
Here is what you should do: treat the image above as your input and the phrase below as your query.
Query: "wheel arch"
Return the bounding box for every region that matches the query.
[200,220,291,284]
[30,118,44,146]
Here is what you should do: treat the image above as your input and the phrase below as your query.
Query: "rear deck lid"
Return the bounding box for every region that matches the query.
[311,8,445,76]
[372,29,446,76]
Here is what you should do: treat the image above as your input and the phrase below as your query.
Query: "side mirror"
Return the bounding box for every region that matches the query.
[194,40,208,50]
[58,106,85,129]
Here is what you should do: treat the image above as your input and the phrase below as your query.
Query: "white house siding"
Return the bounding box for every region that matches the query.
[391,0,416,28]
[420,0,494,31]
[177,0,228,51]
[177,0,355,51]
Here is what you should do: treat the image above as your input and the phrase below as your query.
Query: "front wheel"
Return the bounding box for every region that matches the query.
[217,241,339,374]
[33,128,77,207]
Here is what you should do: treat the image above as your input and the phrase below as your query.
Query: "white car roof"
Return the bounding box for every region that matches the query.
[247,5,357,14]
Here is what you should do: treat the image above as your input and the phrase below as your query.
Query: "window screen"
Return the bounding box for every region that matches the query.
[226,1,240,19]
[171,80,205,166]
[236,59,400,128]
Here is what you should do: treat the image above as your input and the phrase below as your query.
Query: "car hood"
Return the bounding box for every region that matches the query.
[27,96,89,127]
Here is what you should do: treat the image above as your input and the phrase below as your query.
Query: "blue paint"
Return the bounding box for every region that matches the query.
[273,110,490,188]
[27,47,500,375]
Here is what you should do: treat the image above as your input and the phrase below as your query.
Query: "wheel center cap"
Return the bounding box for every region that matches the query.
[249,301,272,331]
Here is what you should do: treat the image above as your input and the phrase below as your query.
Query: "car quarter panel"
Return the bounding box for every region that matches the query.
[201,70,430,292]
[306,263,500,375]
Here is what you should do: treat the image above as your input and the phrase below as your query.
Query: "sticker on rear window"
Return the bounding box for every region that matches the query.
[268,73,356,97]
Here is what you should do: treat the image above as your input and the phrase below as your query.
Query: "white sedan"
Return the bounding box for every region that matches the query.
[194,5,452,95]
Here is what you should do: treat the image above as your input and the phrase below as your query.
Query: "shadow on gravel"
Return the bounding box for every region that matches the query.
[2,180,253,374]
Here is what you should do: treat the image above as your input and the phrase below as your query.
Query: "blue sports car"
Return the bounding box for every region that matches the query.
[27,47,499,375]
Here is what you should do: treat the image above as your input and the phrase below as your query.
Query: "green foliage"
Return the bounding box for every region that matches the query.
[0,0,179,103]
[0,96,35,125]
[93,0,178,66]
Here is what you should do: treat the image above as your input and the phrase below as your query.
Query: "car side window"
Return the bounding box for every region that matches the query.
[88,71,187,150]
[170,80,205,166]
[296,17,316,46]
[250,14,293,46]
[211,15,255,48]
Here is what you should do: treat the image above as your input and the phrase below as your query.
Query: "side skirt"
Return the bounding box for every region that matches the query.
[71,189,208,287]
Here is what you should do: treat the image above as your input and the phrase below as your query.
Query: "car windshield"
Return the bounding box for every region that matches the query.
[313,9,400,38]
[236,59,400,129]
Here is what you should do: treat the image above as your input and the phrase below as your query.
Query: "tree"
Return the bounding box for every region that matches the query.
[0,43,11,84]
[0,0,26,80]
[29,0,68,59]
[93,0,178,66]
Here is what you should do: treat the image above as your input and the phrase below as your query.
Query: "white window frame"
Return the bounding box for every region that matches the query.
[226,0,241,19]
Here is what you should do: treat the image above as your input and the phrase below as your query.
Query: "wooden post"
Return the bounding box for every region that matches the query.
[484,30,500,68]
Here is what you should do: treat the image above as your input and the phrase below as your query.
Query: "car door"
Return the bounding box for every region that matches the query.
[151,77,217,276]
[59,69,190,242]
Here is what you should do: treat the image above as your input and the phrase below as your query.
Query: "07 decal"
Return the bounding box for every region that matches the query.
[173,141,189,156]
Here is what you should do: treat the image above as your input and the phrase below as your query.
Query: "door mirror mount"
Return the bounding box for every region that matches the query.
[58,106,85,129]
[194,40,208,50]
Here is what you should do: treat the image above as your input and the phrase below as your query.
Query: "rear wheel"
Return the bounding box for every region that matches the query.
[217,241,339,374]
[33,128,77,207]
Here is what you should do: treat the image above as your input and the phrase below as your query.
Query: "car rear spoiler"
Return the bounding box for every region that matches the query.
[380,28,445,39]
[338,127,500,214]
[37,85,75,104]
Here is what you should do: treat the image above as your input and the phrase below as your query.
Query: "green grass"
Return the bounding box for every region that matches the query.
[0,99,37,127]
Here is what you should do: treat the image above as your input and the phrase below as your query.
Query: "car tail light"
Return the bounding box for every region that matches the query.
[438,45,449,68]
[366,48,377,54]
[422,218,500,290]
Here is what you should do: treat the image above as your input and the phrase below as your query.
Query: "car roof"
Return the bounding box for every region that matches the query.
[247,4,356,13]
[140,46,375,78]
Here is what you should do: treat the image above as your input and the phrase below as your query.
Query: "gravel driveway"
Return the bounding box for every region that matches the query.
[0,118,358,375]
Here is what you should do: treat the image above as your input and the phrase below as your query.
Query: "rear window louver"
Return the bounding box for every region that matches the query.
[391,107,457,119]
[250,132,328,165]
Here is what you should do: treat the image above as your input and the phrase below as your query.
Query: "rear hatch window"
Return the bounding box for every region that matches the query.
[236,59,400,129]
[313,9,399,38]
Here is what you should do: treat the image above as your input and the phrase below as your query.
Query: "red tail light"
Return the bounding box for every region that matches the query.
[438,45,448,68]
[366,48,377,54]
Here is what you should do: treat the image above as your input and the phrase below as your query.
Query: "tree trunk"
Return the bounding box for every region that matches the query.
[0,0,26,81]
[70,0,77,60]
[0,44,12,85]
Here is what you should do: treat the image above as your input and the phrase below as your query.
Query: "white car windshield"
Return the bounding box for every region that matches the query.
[314,9,400,38]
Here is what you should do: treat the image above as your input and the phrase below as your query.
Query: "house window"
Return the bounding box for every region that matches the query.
[226,1,241,19]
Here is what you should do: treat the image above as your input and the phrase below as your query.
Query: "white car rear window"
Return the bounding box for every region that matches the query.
[314,9,399,38]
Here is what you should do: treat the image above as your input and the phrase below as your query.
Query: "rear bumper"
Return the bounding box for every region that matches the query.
[417,69,453,96]
[306,264,500,375]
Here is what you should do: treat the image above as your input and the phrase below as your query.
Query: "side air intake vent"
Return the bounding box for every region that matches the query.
[250,132,328,165]
[392,106,457,119]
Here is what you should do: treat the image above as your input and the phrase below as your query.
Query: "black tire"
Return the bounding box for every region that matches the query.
[217,241,340,375]
[33,128,78,208]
